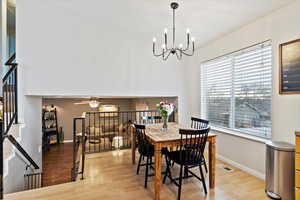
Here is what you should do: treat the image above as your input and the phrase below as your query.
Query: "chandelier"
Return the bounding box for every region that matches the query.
[152,2,195,61]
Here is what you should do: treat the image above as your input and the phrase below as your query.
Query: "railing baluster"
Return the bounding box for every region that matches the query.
[97,112,102,152]
[117,112,119,149]
[93,112,96,153]
[104,112,106,151]
[88,113,91,153]
[109,112,112,150]
[4,82,8,131]
[9,76,12,124]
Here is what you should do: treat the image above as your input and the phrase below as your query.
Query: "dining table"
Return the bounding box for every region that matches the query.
[131,122,217,200]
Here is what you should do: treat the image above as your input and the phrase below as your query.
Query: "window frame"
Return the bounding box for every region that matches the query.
[201,40,272,139]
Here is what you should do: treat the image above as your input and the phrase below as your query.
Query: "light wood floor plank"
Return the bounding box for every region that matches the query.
[5,150,268,200]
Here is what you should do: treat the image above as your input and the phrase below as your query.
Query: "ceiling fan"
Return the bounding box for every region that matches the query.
[74,97,101,108]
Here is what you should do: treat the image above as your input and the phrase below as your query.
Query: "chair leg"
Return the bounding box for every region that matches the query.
[184,166,188,178]
[203,156,208,173]
[199,165,207,194]
[163,156,171,184]
[136,154,142,175]
[177,165,184,200]
[145,156,150,188]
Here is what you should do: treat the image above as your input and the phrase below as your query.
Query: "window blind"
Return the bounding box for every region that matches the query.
[201,41,272,138]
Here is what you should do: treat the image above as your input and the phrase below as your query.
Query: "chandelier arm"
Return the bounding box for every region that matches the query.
[153,49,164,57]
[181,50,194,56]
[182,33,190,51]
[175,50,182,60]
[182,45,189,51]
[182,42,195,54]
[164,32,168,49]
[163,50,172,61]
[165,44,171,51]
[153,43,164,57]
[153,52,164,57]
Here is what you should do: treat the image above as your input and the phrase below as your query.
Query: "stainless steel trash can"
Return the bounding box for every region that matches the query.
[265,141,295,200]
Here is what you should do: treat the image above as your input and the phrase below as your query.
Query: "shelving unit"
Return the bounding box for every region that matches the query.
[42,107,59,149]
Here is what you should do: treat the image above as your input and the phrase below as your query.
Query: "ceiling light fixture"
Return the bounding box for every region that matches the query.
[152,2,195,61]
[89,100,100,108]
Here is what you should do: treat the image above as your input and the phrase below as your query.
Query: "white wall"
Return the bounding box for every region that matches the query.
[4,96,42,193]
[184,0,300,177]
[17,0,184,98]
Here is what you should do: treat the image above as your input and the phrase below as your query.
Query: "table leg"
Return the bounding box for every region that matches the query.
[131,129,136,164]
[154,144,162,200]
[208,137,216,188]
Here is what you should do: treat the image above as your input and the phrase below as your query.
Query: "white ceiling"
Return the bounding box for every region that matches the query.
[62,0,294,48]
[141,0,294,47]
[11,0,295,47]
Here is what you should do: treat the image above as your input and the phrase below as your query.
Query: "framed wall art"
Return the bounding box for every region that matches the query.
[279,38,300,94]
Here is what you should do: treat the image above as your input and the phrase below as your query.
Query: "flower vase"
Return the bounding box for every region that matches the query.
[162,115,169,131]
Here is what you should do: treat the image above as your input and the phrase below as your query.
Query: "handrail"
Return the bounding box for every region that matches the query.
[6,135,40,170]
[2,53,18,135]
[3,53,17,82]
[4,53,16,66]
[3,64,17,82]
[85,109,159,114]
[1,53,20,199]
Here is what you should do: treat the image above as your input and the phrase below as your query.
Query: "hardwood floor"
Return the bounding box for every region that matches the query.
[42,143,74,187]
[6,149,268,200]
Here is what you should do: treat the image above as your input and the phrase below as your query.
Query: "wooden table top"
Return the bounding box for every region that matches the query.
[145,122,216,143]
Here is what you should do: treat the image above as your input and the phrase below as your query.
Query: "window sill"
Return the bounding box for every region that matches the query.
[211,126,270,144]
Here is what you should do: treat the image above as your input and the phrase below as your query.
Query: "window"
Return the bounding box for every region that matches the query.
[201,41,272,138]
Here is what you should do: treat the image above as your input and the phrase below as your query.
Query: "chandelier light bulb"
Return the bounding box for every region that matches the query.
[186,28,190,34]
[161,44,166,49]
[164,28,168,34]
[179,44,183,49]
[153,37,157,43]
[191,37,195,42]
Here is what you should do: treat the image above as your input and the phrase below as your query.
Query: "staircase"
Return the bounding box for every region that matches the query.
[1,54,41,198]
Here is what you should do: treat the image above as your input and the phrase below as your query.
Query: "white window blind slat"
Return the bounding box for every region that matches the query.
[201,41,272,138]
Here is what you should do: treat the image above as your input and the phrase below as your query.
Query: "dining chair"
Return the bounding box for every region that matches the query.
[190,117,209,173]
[134,124,153,188]
[134,124,168,188]
[163,128,210,200]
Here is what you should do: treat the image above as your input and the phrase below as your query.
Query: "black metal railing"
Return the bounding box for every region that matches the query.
[24,172,43,190]
[71,118,85,181]
[0,54,40,199]
[6,135,40,169]
[2,53,18,136]
[84,110,175,153]
[71,110,175,181]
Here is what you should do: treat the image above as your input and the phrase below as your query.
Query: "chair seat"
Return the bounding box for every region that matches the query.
[138,144,155,157]
[167,150,205,166]
[138,145,168,157]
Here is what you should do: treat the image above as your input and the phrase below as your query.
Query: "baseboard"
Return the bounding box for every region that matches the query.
[217,154,265,180]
